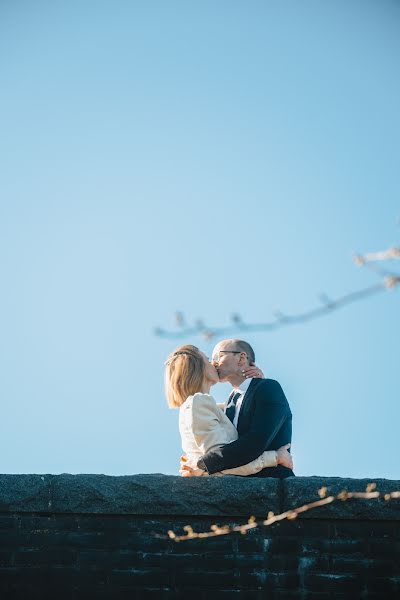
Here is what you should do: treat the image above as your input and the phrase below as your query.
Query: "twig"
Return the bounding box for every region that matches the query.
[155,281,396,340]
[167,483,400,541]
[155,243,399,340]
[353,246,400,265]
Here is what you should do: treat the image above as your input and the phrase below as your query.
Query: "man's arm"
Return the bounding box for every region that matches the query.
[198,379,289,475]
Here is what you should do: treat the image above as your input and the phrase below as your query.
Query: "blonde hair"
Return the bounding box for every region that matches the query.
[164,344,205,408]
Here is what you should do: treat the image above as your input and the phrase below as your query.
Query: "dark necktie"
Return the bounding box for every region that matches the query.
[225,391,241,424]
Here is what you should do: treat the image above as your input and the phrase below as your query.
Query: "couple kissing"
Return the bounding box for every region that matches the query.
[165,339,294,479]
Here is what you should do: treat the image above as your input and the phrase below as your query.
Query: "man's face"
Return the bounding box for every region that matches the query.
[212,340,245,382]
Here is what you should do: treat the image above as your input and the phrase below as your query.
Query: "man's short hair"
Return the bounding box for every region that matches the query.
[233,340,255,365]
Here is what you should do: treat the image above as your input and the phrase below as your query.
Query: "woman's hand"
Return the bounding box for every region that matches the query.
[179,455,206,477]
[242,364,264,379]
[180,465,206,477]
[276,443,293,470]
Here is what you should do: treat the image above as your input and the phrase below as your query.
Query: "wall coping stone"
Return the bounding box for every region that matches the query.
[0,474,398,519]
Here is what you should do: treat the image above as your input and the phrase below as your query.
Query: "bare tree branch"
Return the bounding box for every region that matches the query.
[166,483,400,542]
[155,244,399,340]
[353,246,400,265]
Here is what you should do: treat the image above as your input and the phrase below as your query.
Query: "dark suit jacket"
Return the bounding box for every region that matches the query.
[199,378,294,478]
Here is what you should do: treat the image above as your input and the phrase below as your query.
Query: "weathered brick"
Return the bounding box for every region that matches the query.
[320,538,367,556]
[186,552,237,571]
[14,548,77,566]
[136,589,177,600]
[276,519,331,539]
[72,567,110,587]
[169,535,234,554]
[78,549,119,567]
[2,566,78,592]
[236,569,267,588]
[335,557,397,577]
[0,584,74,600]
[300,594,333,600]
[163,552,204,569]
[359,595,396,600]
[331,557,369,574]
[175,569,235,588]
[267,554,300,571]
[266,572,300,589]
[366,575,400,593]
[303,573,364,593]
[237,535,268,554]
[199,591,261,600]
[331,520,372,538]
[19,515,76,531]
[274,592,306,600]
[0,566,19,583]
[162,587,204,600]
[368,538,400,557]
[27,530,106,549]
[99,549,164,571]
[0,516,20,530]
[71,588,112,600]
[269,537,301,554]
[230,553,264,569]
[0,549,14,567]
[109,568,171,587]
[75,515,136,531]
[0,531,31,546]
[297,556,330,573]
[123,534,173,553]
[134,552,167,569]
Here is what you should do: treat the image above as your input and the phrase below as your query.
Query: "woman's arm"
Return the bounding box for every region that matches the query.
[219,443,292,476]
[182,444,293,477]
[219,450,277,476]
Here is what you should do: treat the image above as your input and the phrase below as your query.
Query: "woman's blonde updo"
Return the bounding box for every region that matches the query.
[164,344,205,408]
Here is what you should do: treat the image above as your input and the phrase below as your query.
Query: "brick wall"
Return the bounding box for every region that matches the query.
[0,474,399,599]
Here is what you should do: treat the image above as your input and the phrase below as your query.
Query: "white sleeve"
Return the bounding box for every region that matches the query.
[219,451,278,476]
[190,393,227,455]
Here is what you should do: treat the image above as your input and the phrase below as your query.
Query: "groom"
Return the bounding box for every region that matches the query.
[182,338,294,478]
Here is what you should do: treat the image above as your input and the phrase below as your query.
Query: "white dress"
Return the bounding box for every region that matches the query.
[179,392,278,476]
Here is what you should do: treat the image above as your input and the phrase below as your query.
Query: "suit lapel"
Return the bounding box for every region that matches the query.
[237,378,263,433]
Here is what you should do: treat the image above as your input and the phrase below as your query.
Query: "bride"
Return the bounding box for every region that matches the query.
[165,344,293,477]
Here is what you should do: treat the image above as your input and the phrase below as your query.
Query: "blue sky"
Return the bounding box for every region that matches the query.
[1,1,399,480]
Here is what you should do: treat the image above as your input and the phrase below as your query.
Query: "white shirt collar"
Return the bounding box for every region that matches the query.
[233,377,252,395]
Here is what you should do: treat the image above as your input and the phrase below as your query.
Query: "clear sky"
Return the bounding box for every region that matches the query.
[1,1,399,480]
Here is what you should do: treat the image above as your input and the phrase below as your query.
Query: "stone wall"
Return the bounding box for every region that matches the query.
[0,474,399,599]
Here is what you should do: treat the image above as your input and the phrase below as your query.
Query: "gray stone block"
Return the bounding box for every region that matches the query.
[0,473,280,517]
[49,473,280,517]
[0,475,51,512]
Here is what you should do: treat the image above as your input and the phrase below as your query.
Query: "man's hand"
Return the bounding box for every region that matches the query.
[242,364,264,379]
[276,443,293,470]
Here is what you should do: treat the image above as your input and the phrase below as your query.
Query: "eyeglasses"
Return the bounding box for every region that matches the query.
[212,350,242,362]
